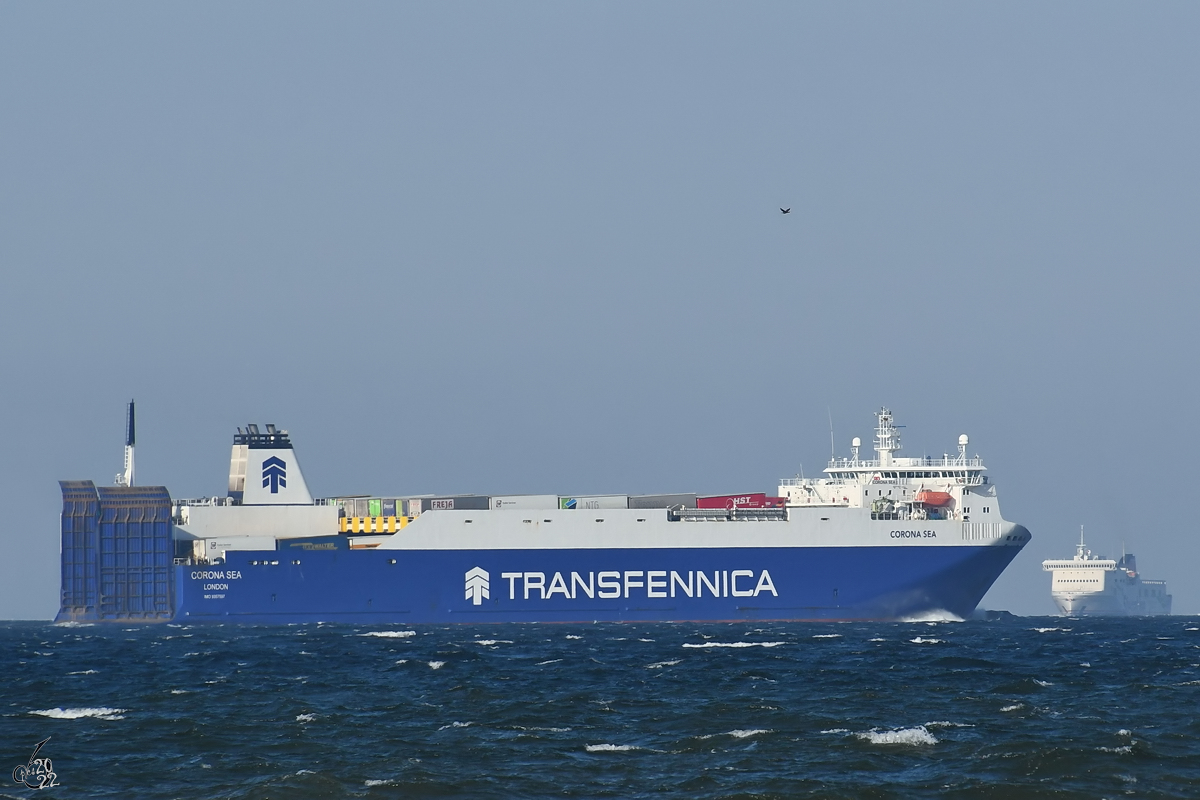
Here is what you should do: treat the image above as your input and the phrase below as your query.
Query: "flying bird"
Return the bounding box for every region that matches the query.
[780,208,791,214]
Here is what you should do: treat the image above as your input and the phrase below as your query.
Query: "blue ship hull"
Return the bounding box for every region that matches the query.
[174,540,1024,624]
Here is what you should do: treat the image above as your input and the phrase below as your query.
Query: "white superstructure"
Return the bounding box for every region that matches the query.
[1043,527,1171,616]
[777,408,1006,538]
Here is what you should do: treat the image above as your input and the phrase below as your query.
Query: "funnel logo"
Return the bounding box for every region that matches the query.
[261,456,287,494]
[465,567,489,605]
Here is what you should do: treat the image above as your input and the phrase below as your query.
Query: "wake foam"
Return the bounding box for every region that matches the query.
[357,631,416,638]
[899,610,964,623]
[909,637,944,644]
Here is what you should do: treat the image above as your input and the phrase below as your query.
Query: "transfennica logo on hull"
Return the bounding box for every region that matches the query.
[464,569,778,603]
[465,567,490,605]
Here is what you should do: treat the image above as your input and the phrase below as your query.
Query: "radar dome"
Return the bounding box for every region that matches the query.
[852,437,861,448]
[958,434,969,446]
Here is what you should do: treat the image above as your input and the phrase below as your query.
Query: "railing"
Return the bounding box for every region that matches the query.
[825,456,985,469]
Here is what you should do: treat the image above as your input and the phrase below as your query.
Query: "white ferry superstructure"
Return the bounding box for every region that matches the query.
[1042,528,1171,616]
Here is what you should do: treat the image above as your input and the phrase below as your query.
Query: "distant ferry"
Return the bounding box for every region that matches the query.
[56,405,1030,624]
[1042,528,1171,616]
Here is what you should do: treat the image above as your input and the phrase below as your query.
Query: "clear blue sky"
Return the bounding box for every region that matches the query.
[2,3,1198,618]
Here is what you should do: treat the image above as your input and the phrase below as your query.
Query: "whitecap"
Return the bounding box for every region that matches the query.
[925,721,975,728]
[515,725,572,732]
[170,689,189,695]
[395,659,409,665]
[909,637,943,644]
[1080,662,1091,668]
[296,713,316,722]
[31,707,126,720]
[1032,627,1069,633]
[646,660,682,669]
[868,638,886,642]
[1034,679,1053,687]
[67,669,98,675]
[365,779,397,786]
[536,659,563,666]
[1117,729,1132,737]
[438,721,472,730]
[358,631,416,638]
[729,729,770,738]
[566,635,583,640]
[1185,627,1199,632]
[682,641,786,649]
[820,728,850,734]
[812,634,842,639]
[428,661,445,670]
[855,726,938,745]
[1099,745,1134,754]
[473,640,513,646]
[1000,704,1023,712]
[586,743,641,752]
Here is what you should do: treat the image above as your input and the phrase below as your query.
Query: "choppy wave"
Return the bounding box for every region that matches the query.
[855,726,938,745]
[682,641,786,649]
[699,729,771,740]
[31,706,126,720]
[585,743,642,752]
[2,617,1194,798]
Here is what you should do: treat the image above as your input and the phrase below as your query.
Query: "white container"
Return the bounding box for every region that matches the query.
[490,494,559,510]
[559,495,629,510]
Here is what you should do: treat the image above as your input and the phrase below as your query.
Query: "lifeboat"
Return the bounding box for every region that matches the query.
[915,490,953,507]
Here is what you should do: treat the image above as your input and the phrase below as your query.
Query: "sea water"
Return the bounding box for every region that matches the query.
[2,616,1198,798]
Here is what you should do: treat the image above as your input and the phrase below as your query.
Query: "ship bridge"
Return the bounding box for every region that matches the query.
[778,408,998,526]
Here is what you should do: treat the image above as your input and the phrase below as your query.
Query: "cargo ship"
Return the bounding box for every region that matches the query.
[56,405,1030,624]
[1042,527,1171,616]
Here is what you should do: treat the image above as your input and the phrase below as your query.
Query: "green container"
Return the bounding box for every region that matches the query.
[368,498,382,517]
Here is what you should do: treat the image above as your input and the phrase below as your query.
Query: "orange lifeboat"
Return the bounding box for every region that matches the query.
[915,490,953,507]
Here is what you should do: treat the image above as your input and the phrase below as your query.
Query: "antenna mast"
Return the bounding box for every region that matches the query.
[114,400,135,487]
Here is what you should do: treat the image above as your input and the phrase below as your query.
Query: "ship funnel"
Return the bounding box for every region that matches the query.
[227,424,314,505]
